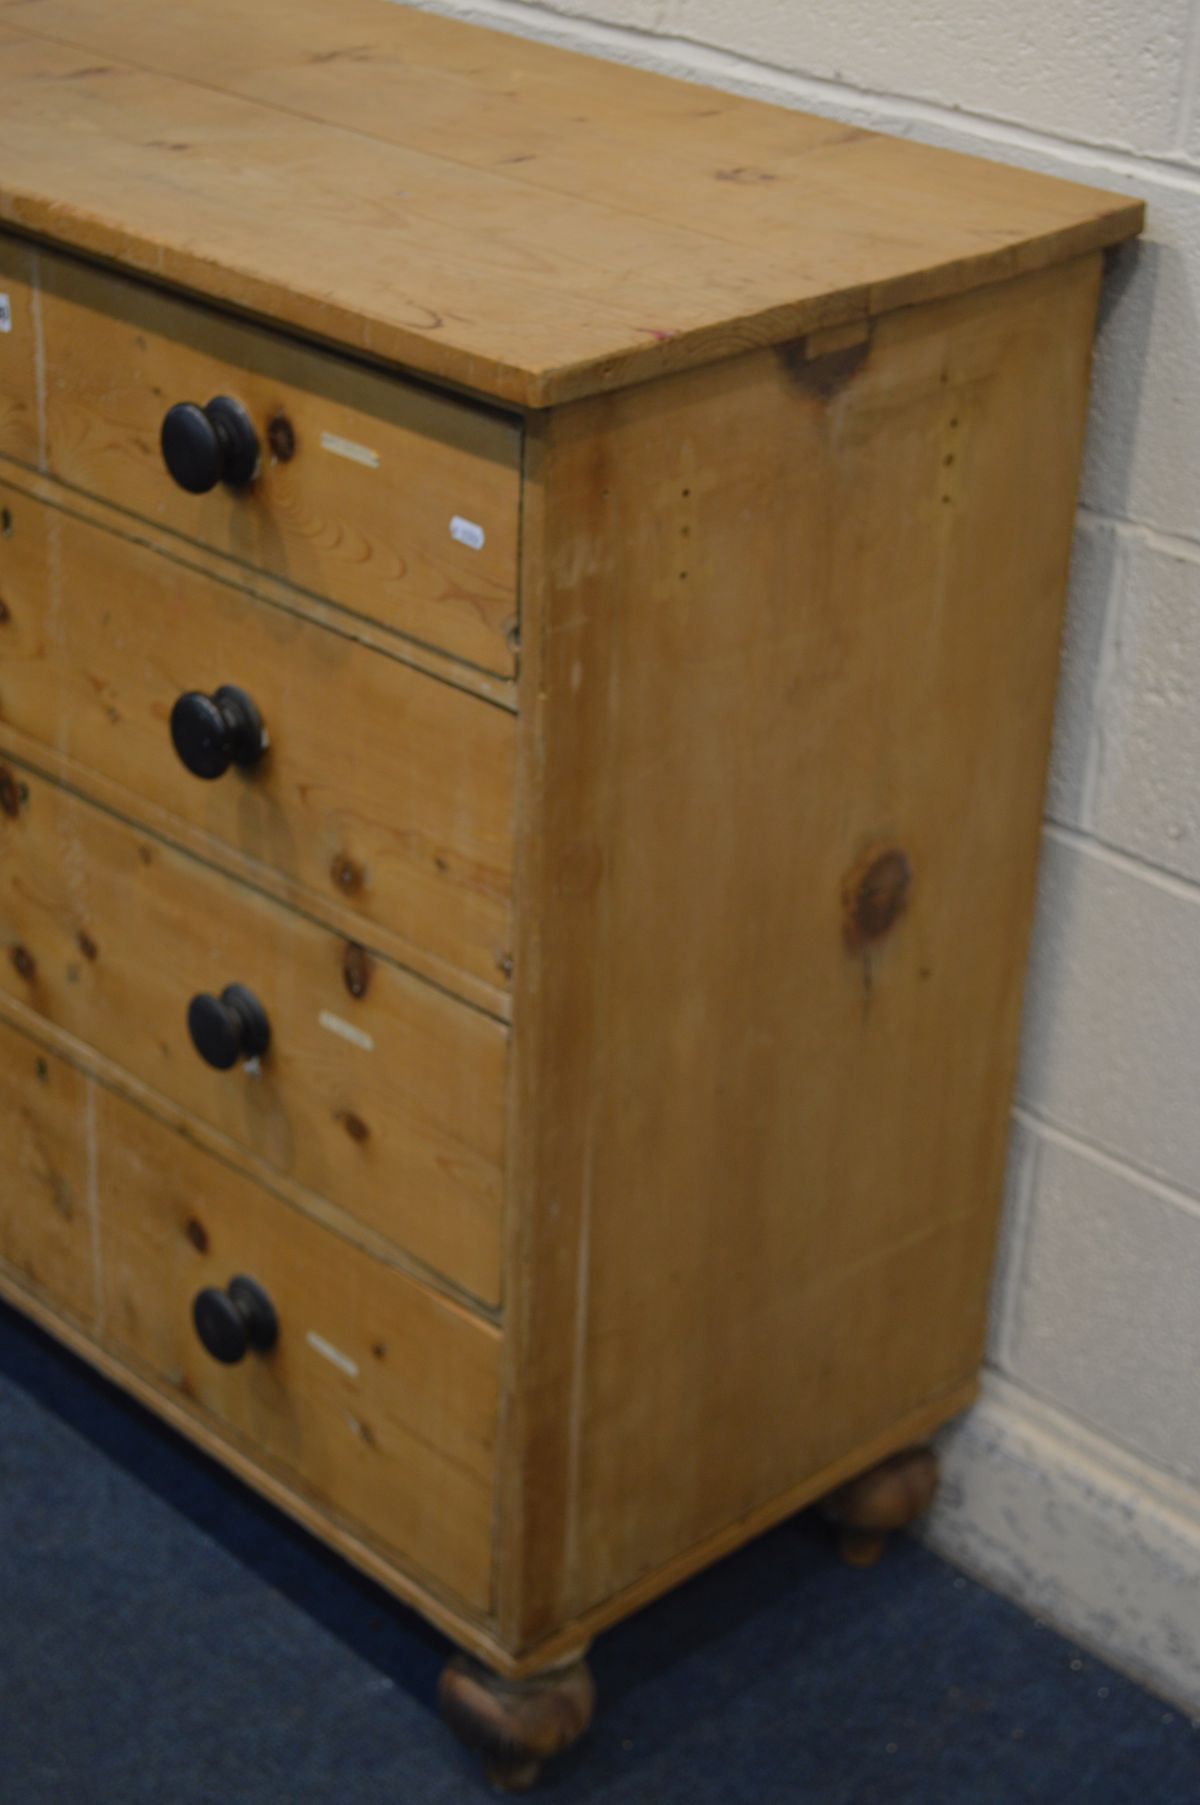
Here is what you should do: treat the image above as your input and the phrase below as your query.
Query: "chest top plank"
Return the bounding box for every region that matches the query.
[0,0,1140,406]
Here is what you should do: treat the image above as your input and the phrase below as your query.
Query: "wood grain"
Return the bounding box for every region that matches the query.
[0,1256,512,1652]
[500,256,1102,1643]
[0,236,521,671]
[0,770,508,1304]
[0,235,38,468]
[0,3,1141,405]
[0,1242,972,1678]
[0,10,1138,1681]
[96,1076,500,1610]
[0,479,515,1003]
[0,1008,94,1323]
[0,457,517,710]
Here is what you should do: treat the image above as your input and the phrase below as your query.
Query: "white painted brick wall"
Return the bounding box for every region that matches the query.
[1004,1130,1200,1487]
[404,0,1200,1702]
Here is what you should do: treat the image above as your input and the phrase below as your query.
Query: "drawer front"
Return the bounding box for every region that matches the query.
[98,1084,500,1611]
[0,239,39,469]
[0,482,515,1002]
[0,237,521,676]
[0,772,507,1304]
[0,1012,94,1325]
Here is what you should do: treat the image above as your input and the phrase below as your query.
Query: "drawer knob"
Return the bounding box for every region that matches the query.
[171,685,266,780]
[161,396,260,494]
[187,983,271,1070]
[193,1275,278,1365]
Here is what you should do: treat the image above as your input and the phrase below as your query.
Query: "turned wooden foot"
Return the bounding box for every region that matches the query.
[822,1444,939,1567]
[438,1652,596,1791]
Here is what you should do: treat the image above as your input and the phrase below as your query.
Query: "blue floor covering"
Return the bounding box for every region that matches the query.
[0,1299,1195,1804]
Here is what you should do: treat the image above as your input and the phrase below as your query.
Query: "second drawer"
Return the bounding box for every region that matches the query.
[0,771,507,1304]
[0,481,515,1005]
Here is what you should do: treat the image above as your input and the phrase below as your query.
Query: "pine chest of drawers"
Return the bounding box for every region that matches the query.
[0,0,1141,1784]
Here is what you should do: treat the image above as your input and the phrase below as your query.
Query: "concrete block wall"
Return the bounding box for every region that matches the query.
[404,0,1200,1708]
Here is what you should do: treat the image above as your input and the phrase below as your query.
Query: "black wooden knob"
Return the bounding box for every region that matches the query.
[187,984,271,1070]
[170,685,265,780]
[193,1275,278,1365]
[161,396,260,493]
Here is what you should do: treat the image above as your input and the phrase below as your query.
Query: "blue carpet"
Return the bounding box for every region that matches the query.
[0,1300,1195,1803]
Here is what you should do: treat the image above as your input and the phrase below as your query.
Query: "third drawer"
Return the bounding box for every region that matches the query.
[0,769,507,1305]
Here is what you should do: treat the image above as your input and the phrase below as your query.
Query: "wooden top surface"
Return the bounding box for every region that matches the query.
[0,0,1142,407]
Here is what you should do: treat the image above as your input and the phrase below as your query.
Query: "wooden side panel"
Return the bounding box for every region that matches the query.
[0,1009,94,1321]
[503,257,1101,1644]
[0,771,507,1304]
[0,482,515,1003]
[1,238,521,674]
[96,1081,500,1611]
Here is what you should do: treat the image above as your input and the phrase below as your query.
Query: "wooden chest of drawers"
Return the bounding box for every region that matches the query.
[0,0,1141,1784]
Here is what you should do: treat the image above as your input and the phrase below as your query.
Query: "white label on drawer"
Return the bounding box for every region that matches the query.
[0,295,11,333]
[320,429,380,469]
[450,514,486,551]
[306,1331,360,1379]
[318,1008,375,1052]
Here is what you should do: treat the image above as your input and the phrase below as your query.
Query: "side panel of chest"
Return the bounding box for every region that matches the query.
[501,253,1102,1651]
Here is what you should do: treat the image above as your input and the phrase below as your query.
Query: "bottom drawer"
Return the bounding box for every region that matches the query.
[0,1017,500,1612]
[0,1014,95,1325]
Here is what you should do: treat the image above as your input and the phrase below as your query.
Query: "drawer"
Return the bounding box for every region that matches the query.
[0,1011,95,1325]
[0,482,515,1002]
[0,772,507,1304]
[0,237,521,676]
[0,239,38,469]
[98,1081,500,1611]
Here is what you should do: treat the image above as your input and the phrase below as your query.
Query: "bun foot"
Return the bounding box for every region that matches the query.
[822,1444,939,1567]
[438,1652,596,1792]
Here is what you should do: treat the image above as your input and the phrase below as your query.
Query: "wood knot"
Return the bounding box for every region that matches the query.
[337,1109,370,1144]
[76,929,99,962]
[0,766,22,818]
[331,853,365,895]
[715,165,778,184]
[267,411,296,462]
[184,1216,209,1254]
[342,940,370,998]
[842,847,911,951]
[9,943,35,981]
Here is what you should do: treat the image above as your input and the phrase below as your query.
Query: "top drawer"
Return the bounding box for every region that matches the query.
[0,237,521,676]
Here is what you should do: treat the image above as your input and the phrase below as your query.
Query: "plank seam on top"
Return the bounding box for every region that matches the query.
[0,11,888,260]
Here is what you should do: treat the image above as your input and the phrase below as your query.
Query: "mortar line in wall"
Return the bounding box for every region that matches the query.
[1011,1103,1200,1224]
[1041,819,1200,905]
[1078,505,1200,570]
[1173,0,1200,154]
[990,1120,1042,1375]
[413,0,1200,195]
[1077,526,1129,834]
